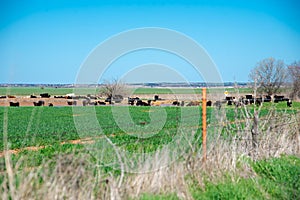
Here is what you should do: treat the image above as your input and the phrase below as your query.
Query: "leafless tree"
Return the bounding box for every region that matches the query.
[249,57,287,96]
[288,61,300,99]
[100,79,127,103]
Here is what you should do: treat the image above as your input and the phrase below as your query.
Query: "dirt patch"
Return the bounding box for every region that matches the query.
[0,146,45,157]
[0,137,98,157]
[0,134,116,157]
[61,137,95,145]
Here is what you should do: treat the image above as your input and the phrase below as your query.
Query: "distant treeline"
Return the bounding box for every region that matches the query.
[0,82,248,88]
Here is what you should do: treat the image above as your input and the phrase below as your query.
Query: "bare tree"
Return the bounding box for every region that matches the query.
[288,61,300,99]
[100,79,127,103]
[249,57,287,96]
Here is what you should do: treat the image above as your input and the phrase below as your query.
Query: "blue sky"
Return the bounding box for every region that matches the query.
[0,0,299,84]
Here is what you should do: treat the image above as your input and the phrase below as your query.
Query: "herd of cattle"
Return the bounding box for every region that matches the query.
[2,92,293,108]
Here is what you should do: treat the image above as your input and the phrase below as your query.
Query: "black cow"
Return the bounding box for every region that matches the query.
[227,100,233,106]
[33,100,45,106]
[172,101,180,106]
[30,95,37,98]
[49,103,53,107]
[154,95,162,101]
[105,97,112,104]
[287,99,292,107]
[40,93,50,98]
[98,101,106,105]
[206,100,212,107]
[67,101,77,106]
[245,95,253,99]
[136,99,150,106]
[0,96,6,99]
[128,97,140,105]
[9,102,19,107]
[255,98,262,106]
[54,95,65,98]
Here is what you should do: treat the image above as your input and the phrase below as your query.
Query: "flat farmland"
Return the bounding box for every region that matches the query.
[0,86,252,96]
[1,101,298,157]
[0,87,299,199]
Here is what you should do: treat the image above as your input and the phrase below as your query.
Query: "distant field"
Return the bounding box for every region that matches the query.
[0,86,253,96]
[0,87,97,96]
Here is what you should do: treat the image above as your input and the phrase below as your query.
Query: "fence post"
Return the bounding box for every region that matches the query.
[202,88,207,162]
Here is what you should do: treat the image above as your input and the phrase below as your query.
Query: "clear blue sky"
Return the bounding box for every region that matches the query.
[0,0,299,84]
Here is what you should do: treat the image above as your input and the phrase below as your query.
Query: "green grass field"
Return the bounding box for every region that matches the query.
[0,95,299,199]
[0,86,254,96]
[0,101,298,160]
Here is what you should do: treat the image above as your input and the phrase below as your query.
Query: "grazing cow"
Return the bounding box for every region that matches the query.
[153,95,163,101]
[206,100,212,107]
[8,95,16,98]
[245,95,253,100]
[225,96,234,101]
[105,97,112,104]
[49,103,53,107]
[264,96,272,102]
[98,101,106,105]
[274,95,284,103]
[128,97,140,105]
[33,100,45,106]
[227,100,233,106]
[0,96,6,99]
[67,101,77,106]
[30,95,37,98]
[40,93,50,98]
[136,99,151,106]
[255,98,262,106]
[287,99,292,107]
[172,101,180,106]
[54,95,65,98]
[128,97,134,105]
[10,102,19,107]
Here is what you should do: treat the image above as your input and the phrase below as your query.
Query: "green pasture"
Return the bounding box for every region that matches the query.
[0,87,98,96]
[0,86,254,96]
[0,102,299,199]
[0,106,202,151]
[0,101,298,157]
